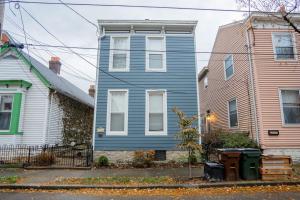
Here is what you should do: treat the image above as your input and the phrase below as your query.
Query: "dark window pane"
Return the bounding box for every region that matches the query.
[283,106,300,124]
[0,112,11,130]
[226,66,233,79]
[276,47,295,59]
[149,54,163,69]
[110,113,125,131]
[149,113,163,131]
[230,111,238,127]
[113,54,126,69]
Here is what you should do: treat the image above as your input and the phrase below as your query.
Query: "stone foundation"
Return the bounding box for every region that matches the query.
[263,148,300,163]
[94,150,189,163]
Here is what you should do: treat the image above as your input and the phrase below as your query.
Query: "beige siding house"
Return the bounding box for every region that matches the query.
[199,13,300,161]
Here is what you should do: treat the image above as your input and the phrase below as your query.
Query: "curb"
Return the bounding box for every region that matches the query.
[0,181,300,190]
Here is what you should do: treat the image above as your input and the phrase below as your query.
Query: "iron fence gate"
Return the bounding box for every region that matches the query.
[0,144,93,168]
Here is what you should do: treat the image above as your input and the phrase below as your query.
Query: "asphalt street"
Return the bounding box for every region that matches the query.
[0,191,300,200]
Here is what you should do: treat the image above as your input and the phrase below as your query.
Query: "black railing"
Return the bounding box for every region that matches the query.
[0,144,93,168]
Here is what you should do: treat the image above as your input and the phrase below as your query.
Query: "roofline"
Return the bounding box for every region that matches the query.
[218,12,300,31]
[198,67,208,81]
[98,19,198,27]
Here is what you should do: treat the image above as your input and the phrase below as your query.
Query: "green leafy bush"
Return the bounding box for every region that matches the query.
[97,156,109,167]
[202,129,259,161]
[221,132,259,148]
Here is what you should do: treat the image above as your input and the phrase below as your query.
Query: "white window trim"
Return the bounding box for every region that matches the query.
[223,54,234,80]
[145,35,167,72]
[145,89,168,136]
[109,36,130,72]
[272,32,298,61]
[106,89,129,136]
[278,88,300,127]
[0,94,14,132]
[227,98,239,129]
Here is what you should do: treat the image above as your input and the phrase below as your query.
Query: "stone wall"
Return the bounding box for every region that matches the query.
[94,151,188,163]
[263,148,300,163]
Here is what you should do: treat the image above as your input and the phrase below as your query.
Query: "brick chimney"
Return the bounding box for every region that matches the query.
[49,57,61,75]
[89,85,95,97]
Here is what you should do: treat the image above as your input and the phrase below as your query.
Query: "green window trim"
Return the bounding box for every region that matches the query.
[0,80,32,89]
[0,93,23,135]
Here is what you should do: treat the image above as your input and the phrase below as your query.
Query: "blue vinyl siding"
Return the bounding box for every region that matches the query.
[94,35,198,150]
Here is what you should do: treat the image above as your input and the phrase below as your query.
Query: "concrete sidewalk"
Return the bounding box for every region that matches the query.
[0,167,203,184]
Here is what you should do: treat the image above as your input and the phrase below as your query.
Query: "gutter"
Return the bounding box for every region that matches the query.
[245,27,260,146]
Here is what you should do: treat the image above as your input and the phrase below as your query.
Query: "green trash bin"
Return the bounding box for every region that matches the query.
[239,148,261,180]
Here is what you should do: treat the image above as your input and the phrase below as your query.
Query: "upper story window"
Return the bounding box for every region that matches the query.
[224,55,234,80]
[204,76,208,89]
[280,90,300,125]
[0,95,13,131]
[146,90,167,135]
[106,89,128,135]
[272,33,296,60]
[146,36,166,72]
[228,98,238,128]
[109,36,130,72]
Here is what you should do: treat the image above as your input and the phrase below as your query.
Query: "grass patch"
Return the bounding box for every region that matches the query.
[55,176,176,186]
[0,176,19,184]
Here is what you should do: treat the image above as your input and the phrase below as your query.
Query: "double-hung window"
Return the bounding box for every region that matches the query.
[228,98,238,128]
[146,36,166,72]
[272,33,296,60]
[106,90,128,135]
[109,36,130,71]
[146,90,167,135]
[224,55,234,80]
[280,90,300,125]
[0,95,13,131]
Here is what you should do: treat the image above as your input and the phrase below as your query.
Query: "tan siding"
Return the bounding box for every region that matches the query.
[251,29,300,149]
[200,23,252,135]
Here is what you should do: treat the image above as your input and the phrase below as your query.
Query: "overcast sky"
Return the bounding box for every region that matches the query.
[3,0,245,92]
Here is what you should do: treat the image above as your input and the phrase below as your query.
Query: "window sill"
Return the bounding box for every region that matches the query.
[274,58,298,62]
[108,69,130,72]
[145,69,167,72]
[145,131,168,136]
[282,124,300,128]
[106,132,128,136]
[0,132,23,135]
[225,75,234,81]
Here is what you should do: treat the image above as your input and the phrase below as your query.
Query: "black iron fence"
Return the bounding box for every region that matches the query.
[0,144,93,168]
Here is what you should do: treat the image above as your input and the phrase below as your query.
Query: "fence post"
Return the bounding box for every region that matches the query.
[27,146,31,165]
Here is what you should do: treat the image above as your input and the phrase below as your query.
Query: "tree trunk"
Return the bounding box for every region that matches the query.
[188,149,192,179]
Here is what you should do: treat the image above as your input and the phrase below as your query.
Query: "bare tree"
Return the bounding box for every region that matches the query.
[237,0,300,33]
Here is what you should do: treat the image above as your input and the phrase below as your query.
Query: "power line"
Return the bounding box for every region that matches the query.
[23,43,297,57]
[5,16,96,81]
[2,0,263,13]
[18,5,191,95]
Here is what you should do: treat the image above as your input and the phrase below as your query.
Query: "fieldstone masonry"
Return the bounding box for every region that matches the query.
[94,151,189,163]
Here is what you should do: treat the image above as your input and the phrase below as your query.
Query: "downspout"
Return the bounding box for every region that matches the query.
[92,26,105,150]
[246,27,260,146]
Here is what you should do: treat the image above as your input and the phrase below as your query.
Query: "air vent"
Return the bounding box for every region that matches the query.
[154,150,166,161]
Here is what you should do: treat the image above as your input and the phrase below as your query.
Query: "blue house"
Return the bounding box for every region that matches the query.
[93,20,199,162]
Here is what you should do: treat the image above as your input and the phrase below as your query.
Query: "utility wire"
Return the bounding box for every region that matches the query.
[57,0,98,32]
[5,16,96,81]
[1,0,263,13]
[19,6,191,94]
[22,43,297,57]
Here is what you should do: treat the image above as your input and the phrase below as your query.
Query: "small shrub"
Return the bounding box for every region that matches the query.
[189,153,198,165]
[97,156,109,167]
[202,129,259,161]
[133,150,155,168]
[221,132,259,148]
[35,152,55,166]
